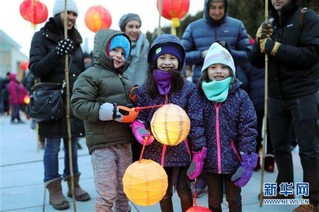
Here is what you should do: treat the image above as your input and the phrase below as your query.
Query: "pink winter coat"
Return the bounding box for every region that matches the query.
[7,73,28,105]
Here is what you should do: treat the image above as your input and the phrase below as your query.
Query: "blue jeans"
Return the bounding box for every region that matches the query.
[268,92,319,205]
[207,172,242,212]
[10,104,21,122]
[43,137,79,182]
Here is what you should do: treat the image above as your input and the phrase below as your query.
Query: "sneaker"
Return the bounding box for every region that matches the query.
[17,120,25,124]
[193,185,207,198]
[192,179,207,198]
[293,204,319,212]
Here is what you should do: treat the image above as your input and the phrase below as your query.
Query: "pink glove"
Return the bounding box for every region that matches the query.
[187,147,207,180]
[131,120,154,145]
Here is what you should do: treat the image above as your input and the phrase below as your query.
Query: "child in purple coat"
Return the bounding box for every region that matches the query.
[197,42,258,212]
[131,34,206,211]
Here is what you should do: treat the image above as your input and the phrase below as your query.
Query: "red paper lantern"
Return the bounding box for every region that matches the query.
[85,5,112,33]
[20,61,29,71]
[157,0,190,23]
[19,0,48,25]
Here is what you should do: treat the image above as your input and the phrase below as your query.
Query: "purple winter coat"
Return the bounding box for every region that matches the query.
[201,80,257,174]
[136,79,206,167]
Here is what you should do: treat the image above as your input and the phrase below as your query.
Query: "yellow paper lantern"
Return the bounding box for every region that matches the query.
[150,104,190,146]
[123,159,168,206]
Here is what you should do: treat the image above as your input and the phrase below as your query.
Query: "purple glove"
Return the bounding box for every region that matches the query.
[231,152,258,187]
[131,120,154,145]
[187,147,207,180]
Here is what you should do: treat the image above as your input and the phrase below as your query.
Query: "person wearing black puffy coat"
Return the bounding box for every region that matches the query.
[28,0,90,209]
[250,0,319,210]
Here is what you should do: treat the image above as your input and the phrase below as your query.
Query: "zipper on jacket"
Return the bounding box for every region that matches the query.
[213,102,222,174]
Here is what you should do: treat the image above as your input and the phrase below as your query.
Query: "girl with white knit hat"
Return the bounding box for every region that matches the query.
[197,42,258,211]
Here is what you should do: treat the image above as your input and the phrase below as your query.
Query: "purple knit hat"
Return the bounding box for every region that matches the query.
[151,44,183,65]
[148,34,185,69]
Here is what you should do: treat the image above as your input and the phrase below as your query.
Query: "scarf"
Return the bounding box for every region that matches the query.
[202,77,232,102]
[153,69,172,95]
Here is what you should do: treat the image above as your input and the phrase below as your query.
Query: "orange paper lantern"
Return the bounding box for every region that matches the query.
[84,5,112,33]
[123,159,168,206]
[24,95,30,104]
[186,206,212,212]
[19,0,48,25]
[150,104,190,146]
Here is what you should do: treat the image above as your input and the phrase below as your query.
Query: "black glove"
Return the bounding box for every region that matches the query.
[259,38,281,56]
[55,39,74,56]
[256,22,273,41]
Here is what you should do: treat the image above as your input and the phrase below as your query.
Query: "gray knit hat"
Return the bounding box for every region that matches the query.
[53,0,79,16]
[118,13,142,31]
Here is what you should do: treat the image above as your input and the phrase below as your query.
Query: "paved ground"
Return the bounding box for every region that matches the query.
[1,114,304,211]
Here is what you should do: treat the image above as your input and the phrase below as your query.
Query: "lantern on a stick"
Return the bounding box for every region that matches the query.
[156,0,190,35]
[151,104,190,146]
[84,5,112,33]
[19,0,48,28]
[123,159,168,206]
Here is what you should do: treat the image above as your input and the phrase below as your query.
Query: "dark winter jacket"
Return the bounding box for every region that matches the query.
[250,2,319,99]
[70,29,135,154]
[201,81,257,174]
[29,15,84,137]
[244,62,265,111]
[137,80,206,167]
[181,0,251,84]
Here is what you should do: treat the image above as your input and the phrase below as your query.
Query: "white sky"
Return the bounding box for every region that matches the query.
[0,0,203,56]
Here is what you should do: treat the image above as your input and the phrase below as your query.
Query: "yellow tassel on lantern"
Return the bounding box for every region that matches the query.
[170,17,180,35]
[123,159,168,206]
[151,104,190,146]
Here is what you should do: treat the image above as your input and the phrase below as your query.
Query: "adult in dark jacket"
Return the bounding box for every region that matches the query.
[181,0,251,89]
[28,0,90,210]
[181,0,251,195]
[250,0,319,211]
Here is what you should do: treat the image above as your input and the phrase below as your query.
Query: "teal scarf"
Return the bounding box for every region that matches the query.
[202,77,232,102]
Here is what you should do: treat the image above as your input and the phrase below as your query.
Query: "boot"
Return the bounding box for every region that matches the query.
[66,173,90,201]
[46,177,69,210]
[264,154,275,173]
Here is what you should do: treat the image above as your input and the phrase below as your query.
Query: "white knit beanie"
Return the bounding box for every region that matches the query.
[53,0,79,16]
[201,42,236,76]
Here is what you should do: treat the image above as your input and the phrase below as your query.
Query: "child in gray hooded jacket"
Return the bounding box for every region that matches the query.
[71,29,136,212]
